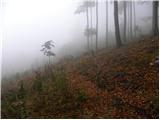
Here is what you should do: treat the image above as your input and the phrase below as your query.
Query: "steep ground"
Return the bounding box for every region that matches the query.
[2,36,159,118]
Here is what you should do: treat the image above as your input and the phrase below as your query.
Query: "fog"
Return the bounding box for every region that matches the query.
[1,0,153,77]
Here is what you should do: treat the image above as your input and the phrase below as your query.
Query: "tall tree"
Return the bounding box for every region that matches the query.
[152,1,159,36]
[124,1,127,42]
[85,0,95,51]
[133,1,136,39]
[127,1,130,41]
[90,3,93,50]
[96,0,98,50]
[130,1,133,41]
[114,1,122,47]
[75,0,95,50]
[86,6,89,49]
[106,0,108,47]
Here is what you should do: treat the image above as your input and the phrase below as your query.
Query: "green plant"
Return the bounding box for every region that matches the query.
[54,71,68,91]
[18,81,27,118]
[32,70,43,92]
[76,89,88,102]
[19,81,26,99]
[40,40,55,64]
[33,80,43,92]
[112,97,125,109]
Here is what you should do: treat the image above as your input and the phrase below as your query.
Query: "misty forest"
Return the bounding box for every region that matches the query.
[1,0,159,119]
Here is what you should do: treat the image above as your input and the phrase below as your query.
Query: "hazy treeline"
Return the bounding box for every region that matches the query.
[74,0,158,50]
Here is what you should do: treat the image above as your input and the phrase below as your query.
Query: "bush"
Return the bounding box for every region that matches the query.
[112,97,125,109]
[18,81,26,99]
[54,69,69,95]
[32,70,43,92]
[32,79,43,92]
[75,89,88,102]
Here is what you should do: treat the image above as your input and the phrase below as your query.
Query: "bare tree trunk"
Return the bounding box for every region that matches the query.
[90,7,93,50]
[49,56,50,65]
[130,1,133,41]
[124,1,127,42]
[96,0,98,51]
[133,1,136,39]
[127,1,130,41]
[86,6,89,50]
[152,1,159,36]
[114,1,122,47]
[106,0,108,47]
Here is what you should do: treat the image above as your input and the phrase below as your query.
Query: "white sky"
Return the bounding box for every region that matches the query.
[2,0,79,76]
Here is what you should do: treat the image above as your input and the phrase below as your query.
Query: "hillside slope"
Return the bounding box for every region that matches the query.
[2,36,159,118]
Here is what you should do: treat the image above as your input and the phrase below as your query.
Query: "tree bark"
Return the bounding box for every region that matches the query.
[133,1,136,39]
[130,1,133,41]
[114,1,122,47]
[86,6,89,50]
[124,1,127,42]
[106,0,108,47]
[49,56,50,65]
[127,1,130,40]
[152,1,159,36]
[90,7,93,50]
[96,0,98,51]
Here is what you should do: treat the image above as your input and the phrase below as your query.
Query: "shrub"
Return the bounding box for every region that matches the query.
[54,70,68,94]
[18,81,26,99]
[75,89,88,102]
[32,70,43,92]
[32,79,43,92]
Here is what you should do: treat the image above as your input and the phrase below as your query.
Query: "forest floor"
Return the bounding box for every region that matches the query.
[1,36,159,118]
